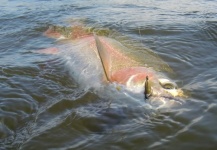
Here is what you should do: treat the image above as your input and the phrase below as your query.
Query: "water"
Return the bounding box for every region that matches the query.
[0,0,217,149]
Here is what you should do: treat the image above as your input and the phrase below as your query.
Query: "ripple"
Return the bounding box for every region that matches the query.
[0,97,36,138]
[200,21,217,44]
[1,0,217,149]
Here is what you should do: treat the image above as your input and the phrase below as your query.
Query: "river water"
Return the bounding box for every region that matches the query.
[1,0,217,149]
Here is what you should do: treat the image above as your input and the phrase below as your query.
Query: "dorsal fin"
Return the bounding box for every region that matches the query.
[94,34,111,82]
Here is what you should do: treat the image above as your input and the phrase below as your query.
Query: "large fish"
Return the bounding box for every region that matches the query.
[37,24,184,103]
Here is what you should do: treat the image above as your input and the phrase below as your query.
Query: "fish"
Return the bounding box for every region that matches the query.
[36,23,184,103]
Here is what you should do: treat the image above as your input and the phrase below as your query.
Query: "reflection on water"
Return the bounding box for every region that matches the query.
[1,0,217,149]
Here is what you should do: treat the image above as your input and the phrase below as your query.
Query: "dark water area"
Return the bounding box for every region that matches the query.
[1,0,217,149]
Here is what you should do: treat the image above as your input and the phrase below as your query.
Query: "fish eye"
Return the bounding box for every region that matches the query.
[162,83,176,89]
[159,78,178,90]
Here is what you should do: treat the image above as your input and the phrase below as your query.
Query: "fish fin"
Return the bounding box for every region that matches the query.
[34,47,59,55]
[94,34,111,82]
[43,26,63,39]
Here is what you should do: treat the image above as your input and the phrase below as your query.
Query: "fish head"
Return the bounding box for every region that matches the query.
[154,78,185,99]
[112,67,183,99]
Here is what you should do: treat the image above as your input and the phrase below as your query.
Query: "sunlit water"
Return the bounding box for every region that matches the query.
[1,0,217,149]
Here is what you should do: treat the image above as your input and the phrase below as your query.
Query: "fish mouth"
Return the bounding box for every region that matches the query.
[148,81,185,108]
[147,95,184,109]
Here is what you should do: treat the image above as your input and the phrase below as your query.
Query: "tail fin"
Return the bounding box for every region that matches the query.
[43,26,63,39]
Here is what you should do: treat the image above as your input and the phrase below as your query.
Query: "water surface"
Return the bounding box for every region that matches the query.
[0,0,217,149]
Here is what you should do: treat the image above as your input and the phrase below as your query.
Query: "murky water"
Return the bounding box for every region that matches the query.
[1,0,217,149]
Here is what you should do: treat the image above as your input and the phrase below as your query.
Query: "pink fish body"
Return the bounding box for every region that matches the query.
[37,25,182,98]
